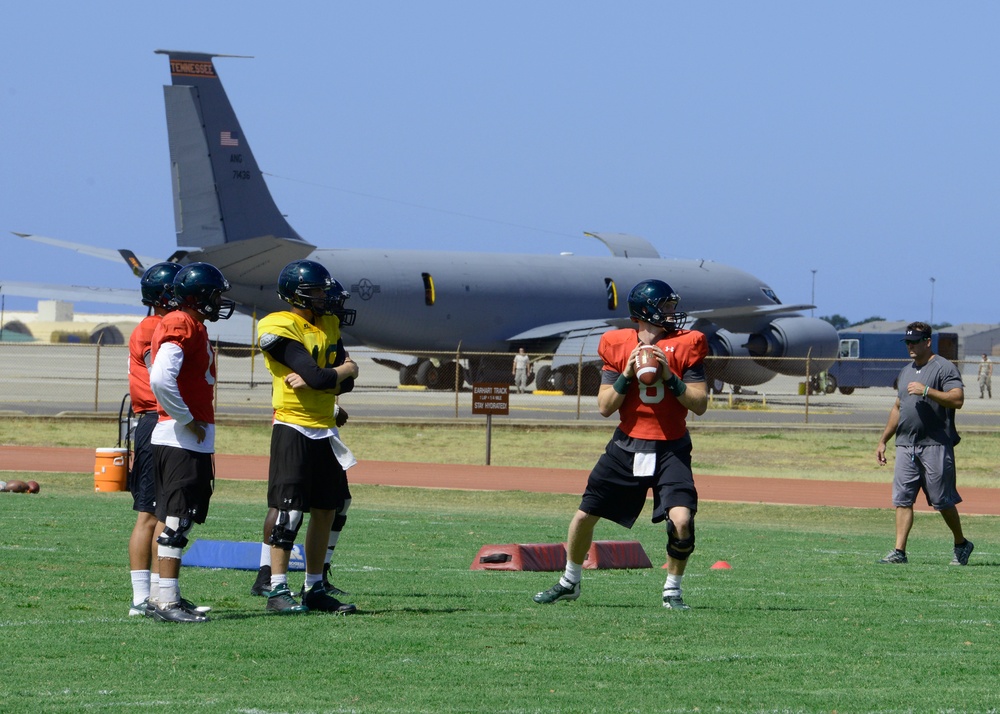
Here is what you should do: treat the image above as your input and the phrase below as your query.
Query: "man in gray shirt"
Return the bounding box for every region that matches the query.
[875,322,972,565]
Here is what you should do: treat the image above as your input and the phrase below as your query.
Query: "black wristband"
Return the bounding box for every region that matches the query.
[613,374,632,395]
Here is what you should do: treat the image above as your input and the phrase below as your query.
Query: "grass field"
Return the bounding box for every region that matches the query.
[2,467,999,713]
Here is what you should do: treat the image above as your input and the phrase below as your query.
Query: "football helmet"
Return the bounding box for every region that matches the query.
[169,262,235,321]
[627,279,688,331]
[276,260,356,326]
[139,262,182,309]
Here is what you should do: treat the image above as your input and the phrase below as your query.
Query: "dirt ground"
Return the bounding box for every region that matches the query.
[3,445,998,515]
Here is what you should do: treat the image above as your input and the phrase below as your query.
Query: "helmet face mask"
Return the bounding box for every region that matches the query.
[140,262,182,309]
[277,260,356,326]
[627,279,688,332]
[169,262,235,322]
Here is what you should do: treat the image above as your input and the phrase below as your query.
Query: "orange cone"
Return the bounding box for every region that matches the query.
[710,561,732,570]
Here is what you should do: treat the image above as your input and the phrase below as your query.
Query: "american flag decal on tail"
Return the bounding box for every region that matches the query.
[220,131,240,147]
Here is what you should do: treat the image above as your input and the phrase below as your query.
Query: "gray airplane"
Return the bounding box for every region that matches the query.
[10,50,839,394]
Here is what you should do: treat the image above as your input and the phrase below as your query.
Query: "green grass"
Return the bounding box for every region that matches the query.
[4,416,1000,486]
[2,471,999,713]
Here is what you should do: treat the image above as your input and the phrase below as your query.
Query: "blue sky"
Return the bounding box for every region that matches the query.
[3,2,997,325]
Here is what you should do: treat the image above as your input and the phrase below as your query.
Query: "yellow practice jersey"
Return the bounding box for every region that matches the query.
[258,311,343,428]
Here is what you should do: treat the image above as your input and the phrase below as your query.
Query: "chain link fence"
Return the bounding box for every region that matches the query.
[0,342,996,430]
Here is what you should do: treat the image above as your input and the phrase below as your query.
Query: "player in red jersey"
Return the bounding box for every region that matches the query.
[148,262,234,623]
[534,279,709,610]
[126,262,181,617]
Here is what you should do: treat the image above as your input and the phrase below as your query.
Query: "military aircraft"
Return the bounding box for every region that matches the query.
[9,49,839,394]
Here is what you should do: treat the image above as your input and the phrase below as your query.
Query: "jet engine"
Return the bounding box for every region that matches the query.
[743,317,839,376]
[696,324,776,387]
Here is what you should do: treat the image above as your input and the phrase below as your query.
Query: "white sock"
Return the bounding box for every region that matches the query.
[269,573,288,591]
[130,569,151,605]
[664,573,683,595]
[560,561,582,588]
[149,573,160,604]
[259,542,271,568]
[159,578,179,606]
[305,572,323,589]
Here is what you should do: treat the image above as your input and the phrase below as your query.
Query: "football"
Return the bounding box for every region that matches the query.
[635,346,660,386]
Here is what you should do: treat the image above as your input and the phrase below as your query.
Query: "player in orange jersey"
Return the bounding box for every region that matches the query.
[148,262,234,623]
[534,279,708,610]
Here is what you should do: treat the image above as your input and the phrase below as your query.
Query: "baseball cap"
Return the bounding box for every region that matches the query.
[903,327,931,342]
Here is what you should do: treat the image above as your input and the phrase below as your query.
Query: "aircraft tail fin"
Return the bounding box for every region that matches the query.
[156,50,310,250]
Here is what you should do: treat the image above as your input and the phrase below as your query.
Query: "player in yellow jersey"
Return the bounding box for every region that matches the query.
[254,260,359,614]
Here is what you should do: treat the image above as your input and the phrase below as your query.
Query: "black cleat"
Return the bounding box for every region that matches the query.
[303,582,357,614]
[300,563,350,597]
[533,580,580,604]
[153,601,208,623]
[250,565,272,596]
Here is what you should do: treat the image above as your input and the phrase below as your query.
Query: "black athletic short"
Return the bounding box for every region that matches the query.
[153,445,215,524]
[129,411,158,514]
[579,433,697,529]
[267,424,350,512]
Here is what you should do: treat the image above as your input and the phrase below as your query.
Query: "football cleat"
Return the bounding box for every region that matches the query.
[153,602,208,623]
[662,592,691,610]
[250,565,272,596]
[303,582,357,614]
[128,598,150,617]
[266,583,309,614]
[533,580,580,604]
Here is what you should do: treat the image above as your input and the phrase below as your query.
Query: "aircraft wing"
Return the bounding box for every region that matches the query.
[0,281,143,306]
[507,319,617,342]
[687,302,817,334]
[10,233,163,271]
[0,280,256,348]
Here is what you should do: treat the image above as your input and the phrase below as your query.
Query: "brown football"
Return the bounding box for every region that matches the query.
[635,346,660,385]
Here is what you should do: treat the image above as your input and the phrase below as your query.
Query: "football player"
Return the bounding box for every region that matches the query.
[252,259,359,614]
[148,262,234,623]
[126,262,181,617]
[534,279,709,610]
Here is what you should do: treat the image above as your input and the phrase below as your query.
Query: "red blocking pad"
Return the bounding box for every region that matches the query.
[470,541,651,571]
[582,541,652,570]
[470,543,567,571]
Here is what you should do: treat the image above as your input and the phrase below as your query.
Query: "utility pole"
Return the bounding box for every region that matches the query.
[810,269,817,317]
[930,277,936,325]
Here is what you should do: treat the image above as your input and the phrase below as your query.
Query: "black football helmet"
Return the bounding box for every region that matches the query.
[276,260,356,326]
[139,262,182,309]
[169,262,235,321]
[627,279,688,331]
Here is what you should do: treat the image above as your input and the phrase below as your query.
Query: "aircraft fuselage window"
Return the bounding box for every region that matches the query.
[422,272,435,306]
[605,278,618,311]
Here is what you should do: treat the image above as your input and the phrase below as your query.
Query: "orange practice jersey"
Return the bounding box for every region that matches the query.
[128,314,161,412]
[599,328,708,440]
[150,311,216,424]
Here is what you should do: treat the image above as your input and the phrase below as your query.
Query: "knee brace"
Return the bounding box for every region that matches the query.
[332,498,351,532]
[269,509,303,551]
[157,516,193,559]
[666,517,696,561]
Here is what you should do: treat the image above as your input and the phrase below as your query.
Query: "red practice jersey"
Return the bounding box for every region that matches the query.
[150,311,216,424]
[127,314,162,412]
[599,328,708,441]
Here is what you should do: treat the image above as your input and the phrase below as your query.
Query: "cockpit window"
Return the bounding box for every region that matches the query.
[761,288,781,304]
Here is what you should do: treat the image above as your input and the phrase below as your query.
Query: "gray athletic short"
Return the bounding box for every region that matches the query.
[892,443,962,510]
